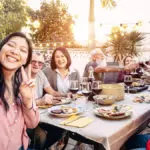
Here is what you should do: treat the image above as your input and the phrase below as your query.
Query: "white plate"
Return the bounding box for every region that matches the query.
[54,98,72,105]
[133,95,150,103]
[48,105,83,118]
[38,104,52,109]
[94,107,132,120]
[38,98,72,108]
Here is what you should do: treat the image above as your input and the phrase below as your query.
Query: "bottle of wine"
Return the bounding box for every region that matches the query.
[88,66,95,83]
[87,66,95,101]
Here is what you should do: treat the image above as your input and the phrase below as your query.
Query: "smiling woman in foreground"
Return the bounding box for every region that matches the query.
[0,32,39,150]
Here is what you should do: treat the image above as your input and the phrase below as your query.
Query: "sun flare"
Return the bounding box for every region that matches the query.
[27,0,150,44]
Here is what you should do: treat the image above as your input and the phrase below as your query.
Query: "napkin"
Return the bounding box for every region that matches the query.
[60,115,94,128]
[60,115,80,125]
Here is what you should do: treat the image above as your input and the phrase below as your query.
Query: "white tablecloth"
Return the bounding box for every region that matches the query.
[40,91,150,150]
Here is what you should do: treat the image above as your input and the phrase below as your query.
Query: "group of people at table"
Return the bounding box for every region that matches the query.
[0,31,150,150]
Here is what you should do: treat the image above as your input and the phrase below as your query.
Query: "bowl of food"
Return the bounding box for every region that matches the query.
[93,95,115,105]
[101,84,124,101]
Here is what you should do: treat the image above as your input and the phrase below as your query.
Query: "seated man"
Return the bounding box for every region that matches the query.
[31,52,66,102]
[28,52,67,150]
[83,48,121,83]
[95,55,139,83]
[83,48,107,81]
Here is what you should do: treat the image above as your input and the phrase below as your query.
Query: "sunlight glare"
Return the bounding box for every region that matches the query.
[27,0,150,43]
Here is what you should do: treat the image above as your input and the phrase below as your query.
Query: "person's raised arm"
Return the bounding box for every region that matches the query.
[20,65,39,128]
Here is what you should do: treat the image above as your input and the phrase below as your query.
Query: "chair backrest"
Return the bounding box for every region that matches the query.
[103,62,119,84]
[107,62,119,66]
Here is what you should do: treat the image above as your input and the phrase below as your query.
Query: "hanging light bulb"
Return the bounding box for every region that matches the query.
[53,43,56,47]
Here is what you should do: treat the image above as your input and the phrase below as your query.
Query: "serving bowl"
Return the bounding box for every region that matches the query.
[93,95,115,105]
[101,84,124,101]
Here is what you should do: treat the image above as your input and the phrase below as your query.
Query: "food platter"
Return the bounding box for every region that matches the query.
[133,94,150,103]
[38,98,72,109]
[38,104,52,109]
[53,98,72,105]
[125,85,148,93]
[94,105,132,120]
[48,105,83,117]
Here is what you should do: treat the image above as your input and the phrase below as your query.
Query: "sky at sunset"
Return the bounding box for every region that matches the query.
[27,0,150,43]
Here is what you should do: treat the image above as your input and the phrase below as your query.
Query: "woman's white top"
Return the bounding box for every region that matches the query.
[56,67,76,93]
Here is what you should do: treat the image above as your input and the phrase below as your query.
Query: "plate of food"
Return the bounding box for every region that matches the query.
[38,104,53,109]
[53,98,72,105]
[131,81,145,87]
[133,95,150,103]
[48,105,83,117]
[38,98,72,108]
[94,105,132,120]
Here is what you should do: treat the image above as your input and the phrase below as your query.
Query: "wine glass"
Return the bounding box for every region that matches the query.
[69,80,79,106]
[92,81,102,95]
[81,82,92,111]
[80,77,88,91]
[124,75,133,94]
[82,77,88,82]
[70,80,79,94]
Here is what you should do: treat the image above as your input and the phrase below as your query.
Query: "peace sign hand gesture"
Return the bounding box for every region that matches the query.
[19,64,35,109]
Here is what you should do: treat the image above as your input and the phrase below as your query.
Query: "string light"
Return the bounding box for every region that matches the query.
[114,34,117,38]
[33,20,40,29]
[67,42,71,46]
[99,21,145,29]
[121,32,124,36]
[53,43,56,47]
[40,43,42,47]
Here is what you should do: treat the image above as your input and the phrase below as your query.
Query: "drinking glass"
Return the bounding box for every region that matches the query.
[81,82,92,111]
[124,75,133,94]
[92,81,102,95]
[70,80,79,94]
[82,77,88,82]
[80,77,88,90]
[69,80,79,106]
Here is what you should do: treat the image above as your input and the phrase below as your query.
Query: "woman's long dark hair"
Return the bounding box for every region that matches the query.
[0,32,32,111]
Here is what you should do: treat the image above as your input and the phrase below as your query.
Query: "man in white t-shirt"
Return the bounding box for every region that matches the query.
[31,52,63,105]
[28,52,66,150]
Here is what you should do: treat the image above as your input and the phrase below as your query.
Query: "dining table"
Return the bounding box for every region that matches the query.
[39,89,150,150]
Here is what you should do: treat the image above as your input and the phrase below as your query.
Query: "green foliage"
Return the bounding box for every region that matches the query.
[101,30,144,62]
[0,0,28,39]
[126,31,144,56]
[28,0,74,43]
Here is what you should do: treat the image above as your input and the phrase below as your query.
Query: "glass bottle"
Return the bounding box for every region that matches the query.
[88,66,95,83]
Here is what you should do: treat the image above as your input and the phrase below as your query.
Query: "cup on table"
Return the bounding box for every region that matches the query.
[69,80,79,94]
[81,82,92,111]
[69,80,79,105]
[80,77,88,90]
[124,75,133,94]
[91,81,102,95]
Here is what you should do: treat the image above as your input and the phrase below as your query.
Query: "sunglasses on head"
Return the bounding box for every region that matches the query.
[31,60,44,66]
